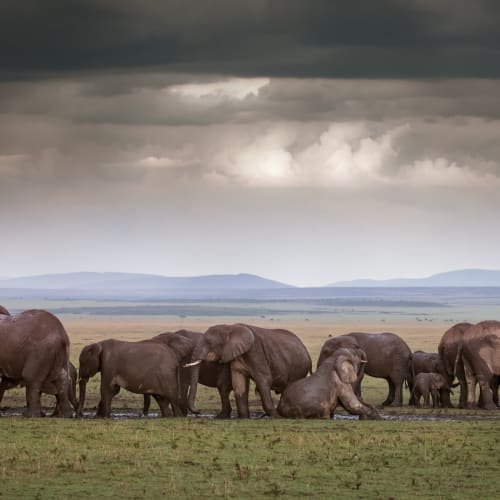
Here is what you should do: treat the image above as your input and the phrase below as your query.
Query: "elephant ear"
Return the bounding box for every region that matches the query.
[221,325,255,363]
[80,342,103,378]
[335,355,358,384]
[167,335,195,362]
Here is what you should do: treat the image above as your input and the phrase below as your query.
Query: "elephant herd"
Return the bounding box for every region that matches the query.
[1,305,500,419]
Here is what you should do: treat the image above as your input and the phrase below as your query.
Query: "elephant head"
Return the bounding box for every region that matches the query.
[317,335,362,368]
[187,324,255,413]
[77,342,103,416]
[332,348,365,385]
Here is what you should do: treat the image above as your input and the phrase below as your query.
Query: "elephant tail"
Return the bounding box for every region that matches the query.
[452,345,462,381]
[405,353,414,389]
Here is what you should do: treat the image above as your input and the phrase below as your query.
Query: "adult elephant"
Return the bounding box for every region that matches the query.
[278,346,379,419]
[438,322,473,408]
[0,309,72,417]
[0,362,78,416]
[326,332,411,407]
[407,351,443,405]
[461,320,500,410]
[143,330,232,418]
[187,324,312,418]
[77,335,193,417]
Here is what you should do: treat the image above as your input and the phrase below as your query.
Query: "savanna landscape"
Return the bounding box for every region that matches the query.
[2,291,500,499]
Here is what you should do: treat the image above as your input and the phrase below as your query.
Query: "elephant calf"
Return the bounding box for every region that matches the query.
[412,372,450,408]
[277,347,380,419]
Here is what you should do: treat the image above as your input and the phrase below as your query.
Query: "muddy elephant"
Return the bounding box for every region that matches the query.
[407,351,444,405]
[412,372,450,408]
[143,330,232,418]
[317,335,367,398]
[188,324,312,418]
[278,347,380,419]
[77,336,193,417]
[438,322,473,408]
[0,309,72,417]
[0,362,78,416]
[335,332,412,406]
[461,320,500,410]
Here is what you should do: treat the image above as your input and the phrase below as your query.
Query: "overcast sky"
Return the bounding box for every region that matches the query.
[1,1,500,286]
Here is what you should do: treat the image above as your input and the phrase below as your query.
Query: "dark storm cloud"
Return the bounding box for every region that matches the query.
[1,0,500,80]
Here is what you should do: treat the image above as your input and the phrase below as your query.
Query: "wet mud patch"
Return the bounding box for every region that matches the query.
[2,406,500,421]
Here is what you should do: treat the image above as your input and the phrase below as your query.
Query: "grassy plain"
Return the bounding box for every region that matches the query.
[1,312,500,498]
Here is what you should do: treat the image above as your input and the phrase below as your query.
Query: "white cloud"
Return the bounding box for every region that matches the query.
[168,77,270,100]
[401,157,500,187]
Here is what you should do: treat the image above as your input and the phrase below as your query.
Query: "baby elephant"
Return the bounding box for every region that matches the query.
[412,372,450,408]
[277,347,380,419]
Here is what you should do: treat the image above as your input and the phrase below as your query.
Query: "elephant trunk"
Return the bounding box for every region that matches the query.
[77,377,87,417]
[187,361,202,414]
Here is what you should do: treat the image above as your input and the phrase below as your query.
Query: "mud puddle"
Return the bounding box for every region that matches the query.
[2,407,500,421]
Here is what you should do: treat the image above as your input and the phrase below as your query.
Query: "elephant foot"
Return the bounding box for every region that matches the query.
[215,412,232,419]
[481,402,497,411]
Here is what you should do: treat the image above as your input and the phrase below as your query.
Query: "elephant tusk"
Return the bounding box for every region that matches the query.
[183,360,202,368]
[360,360,368,363]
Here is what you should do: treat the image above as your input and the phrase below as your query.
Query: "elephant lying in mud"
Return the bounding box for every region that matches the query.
[411,372,452,408]
[187,324,312,418]
[278,347,380,419]
[142,330,232,418]
[0,309,72,417]
[77,336,193,417]
[0,362,78,416]
[318,332,411,407]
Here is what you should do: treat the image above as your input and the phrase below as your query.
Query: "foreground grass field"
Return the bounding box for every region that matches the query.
[1,418,500,499]
[1,316,500,498]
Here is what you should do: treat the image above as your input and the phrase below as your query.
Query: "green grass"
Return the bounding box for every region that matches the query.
[1,418,499,499]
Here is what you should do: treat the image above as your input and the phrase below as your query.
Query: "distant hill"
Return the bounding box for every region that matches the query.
[0,272,293,290]
[329,269,500,287]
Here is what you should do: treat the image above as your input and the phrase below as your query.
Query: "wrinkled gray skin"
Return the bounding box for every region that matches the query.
[278,347,380,419]
[0,362,78,416]
[461,320,500,410]
[0,308,72,417]
[412,372,450,408]
[438,322,473,408]
[317,335,367,399]
[77,336,193,418]
[338,332,412,407]
[407,351,444,405]
[142,330,232,418]
[188,324,312,418]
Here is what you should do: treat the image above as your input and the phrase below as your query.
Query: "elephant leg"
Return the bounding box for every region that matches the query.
[382,378,395,406]
[463,358,479,409]
[492,377,500,407]
[143,395,151,416]
[216,377,233,419]
[153,395,174,417]
[99,383,119,418]
[478,378,496,410]
[253,374,277,417]
[24,384,43,417]
[431,388,438,408]
[231,369,250,418]
[338,389,380,420]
